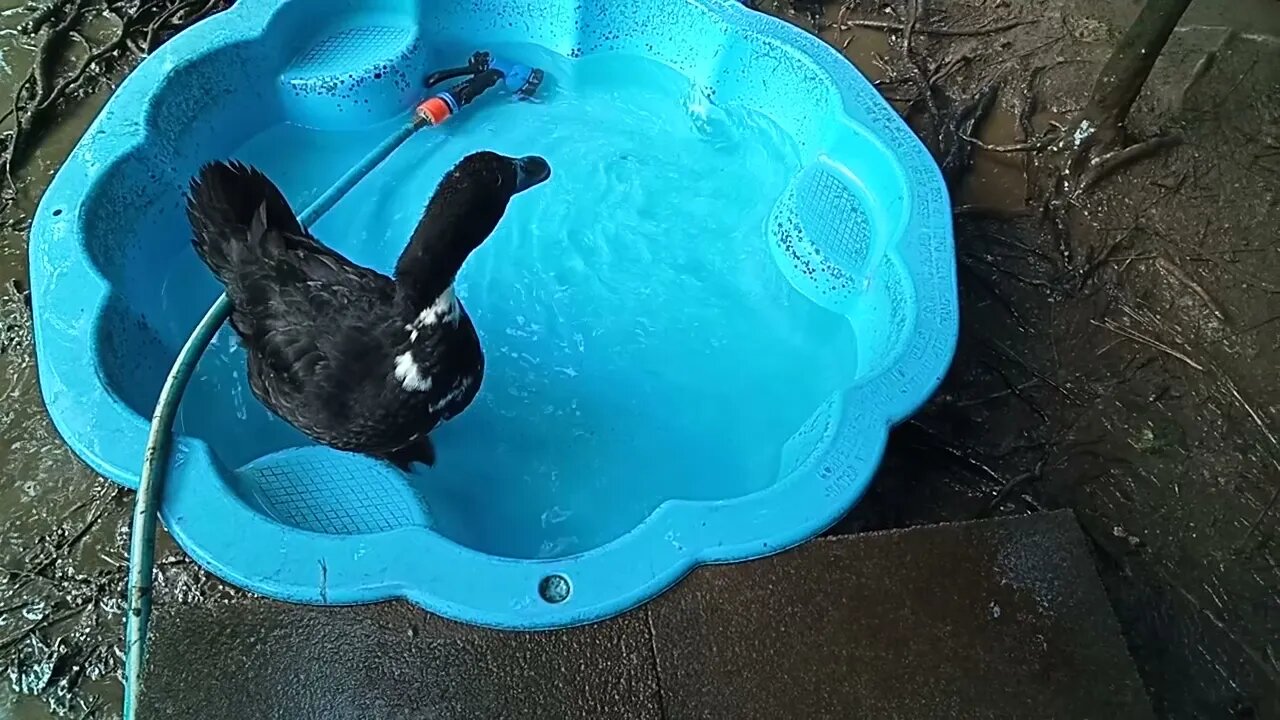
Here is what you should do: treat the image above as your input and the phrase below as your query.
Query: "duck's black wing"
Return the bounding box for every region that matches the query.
[187,160,387,293]
[187,161,400,421]
[233,231,396,386]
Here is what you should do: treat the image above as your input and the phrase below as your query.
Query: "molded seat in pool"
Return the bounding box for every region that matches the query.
[29,0,955,629]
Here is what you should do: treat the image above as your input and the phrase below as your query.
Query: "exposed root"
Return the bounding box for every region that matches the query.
[979,360,1049,423]
[1078,135,1183,191]
[963,249,1056,291]
[1218,371,1280,457]
[1154,254,1229,323]
[955,379,1041,409]
[1176,29,1233,112]
[952,205,1036,219]
[957,259,1032,332]
[22,0,78,34]
[1015,65,1044,148]
[5,487,125,596]
[985,338,1084,406]
[902,0,921,52]
[901,420,1011,492]
[0,604,92,653]
[940,82,999,188]
[0,0,231,207]
[1241,489,1280,545]
[837,17,1036,37]
[1090,317,1205,371]
[1015,65,1048,204]
[4,0,88,192]
[1074,223,1140,290]
[975,455,1049,519]
[144,0,222,53]
[966,134,1058,154]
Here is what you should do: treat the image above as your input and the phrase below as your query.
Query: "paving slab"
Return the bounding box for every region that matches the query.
[139,599,663,719]
[648,510,1153,719]
[140,510,1151,719]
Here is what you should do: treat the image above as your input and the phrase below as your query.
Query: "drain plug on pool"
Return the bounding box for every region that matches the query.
[538,574,571,604]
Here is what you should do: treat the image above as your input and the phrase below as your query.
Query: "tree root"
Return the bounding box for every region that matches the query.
[939,81,999,188]
[957,259,1032,333]
[975,455,1048,519]
[966,135,1057,154]
[4,0,88,191]
[1176,29,1233,112]
[1154,253,1229,323]
[837,17,1037,37]
[1078,135,1182,191]
[1090,317,1205,371]
[985,338,1084,406]
[0,0,231,209]
[22,0,79,34]
[145,0,223,53]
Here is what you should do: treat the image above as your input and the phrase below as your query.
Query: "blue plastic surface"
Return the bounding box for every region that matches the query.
[29,0,956,629]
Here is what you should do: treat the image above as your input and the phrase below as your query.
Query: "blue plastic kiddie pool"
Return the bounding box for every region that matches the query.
[29,0,956,629]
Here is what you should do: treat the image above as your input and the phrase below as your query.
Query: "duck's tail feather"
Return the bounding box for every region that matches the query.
[186,160,303,284]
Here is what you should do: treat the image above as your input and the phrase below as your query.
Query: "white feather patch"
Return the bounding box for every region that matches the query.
[412,286,460,330]
[396,287,461,393]
[393,351,432,392]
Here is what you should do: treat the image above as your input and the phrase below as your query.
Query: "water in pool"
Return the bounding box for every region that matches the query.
[193,47,860,559]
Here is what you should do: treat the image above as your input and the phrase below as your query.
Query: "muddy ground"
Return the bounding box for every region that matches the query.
[1,0,1277,718]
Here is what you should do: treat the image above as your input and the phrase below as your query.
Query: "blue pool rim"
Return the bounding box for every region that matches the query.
[29,0,957,629]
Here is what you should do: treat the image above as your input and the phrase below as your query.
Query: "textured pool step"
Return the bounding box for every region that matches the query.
[139,510,1153,719]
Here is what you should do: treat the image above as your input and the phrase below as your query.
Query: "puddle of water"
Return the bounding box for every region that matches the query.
[814,5,895,85]
[958,105,1033,213]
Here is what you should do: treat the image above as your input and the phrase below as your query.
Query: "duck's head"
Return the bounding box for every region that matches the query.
[396,151,550,297]
[420,150,550,247]
[445,150,552,204]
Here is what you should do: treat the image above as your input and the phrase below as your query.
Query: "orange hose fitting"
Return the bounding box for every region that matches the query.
[415,96,453,126]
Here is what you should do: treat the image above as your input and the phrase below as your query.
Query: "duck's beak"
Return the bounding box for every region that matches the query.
[513,155,551,193]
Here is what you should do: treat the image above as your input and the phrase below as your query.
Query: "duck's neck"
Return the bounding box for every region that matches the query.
[393,224,471,315]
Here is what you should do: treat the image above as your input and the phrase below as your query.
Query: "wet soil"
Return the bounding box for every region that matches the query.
[0,0,1277,718]
[797,1,1280,717]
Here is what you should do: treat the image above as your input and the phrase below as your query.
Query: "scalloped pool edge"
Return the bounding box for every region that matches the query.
[29,0,957,629]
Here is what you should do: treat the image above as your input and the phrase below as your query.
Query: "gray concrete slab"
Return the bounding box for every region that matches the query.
[648,510,1153,719]
[139,600,663,719]
[140,510,1151,719]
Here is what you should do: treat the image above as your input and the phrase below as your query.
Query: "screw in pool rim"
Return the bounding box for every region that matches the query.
[538,574,571,604]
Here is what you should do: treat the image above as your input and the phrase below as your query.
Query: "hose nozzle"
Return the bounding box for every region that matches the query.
[417,52,545,126]
[489,58,544,98]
